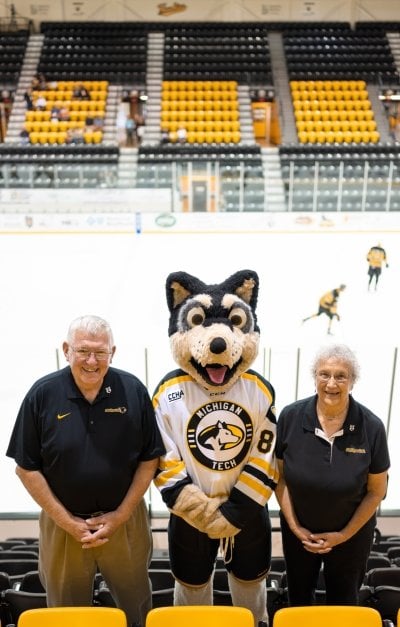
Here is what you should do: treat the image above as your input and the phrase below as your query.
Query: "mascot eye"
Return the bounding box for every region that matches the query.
[229,307,249,329]
[186,306,206,328]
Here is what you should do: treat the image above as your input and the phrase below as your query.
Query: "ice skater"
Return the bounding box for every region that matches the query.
[302,284,346,335]
[367,243,388,291]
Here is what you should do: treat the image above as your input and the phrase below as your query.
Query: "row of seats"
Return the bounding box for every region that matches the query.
[161,101,238,113]
[169,130,241,144]
[28,130,103,145]
[161,121,240,133]
[299,130,380,144]
[294,110,375,121]
[24,120,88,132]
[161,110,239,122]
[162,80,238,91]
[0,145,118,163]
[296,120,377,132]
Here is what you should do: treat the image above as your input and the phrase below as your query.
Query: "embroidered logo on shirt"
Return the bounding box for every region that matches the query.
[345,447,366,454]
[57,412,71,420]
[104,407,127,414]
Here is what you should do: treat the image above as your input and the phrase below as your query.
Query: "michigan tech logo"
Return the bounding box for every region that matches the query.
[187,400,252,470]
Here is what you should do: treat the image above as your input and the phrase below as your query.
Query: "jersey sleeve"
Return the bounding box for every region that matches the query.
[152,374,192,508]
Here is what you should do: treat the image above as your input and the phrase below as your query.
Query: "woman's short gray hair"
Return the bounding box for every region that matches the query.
[67,315,114,347]
[310,343,360,383]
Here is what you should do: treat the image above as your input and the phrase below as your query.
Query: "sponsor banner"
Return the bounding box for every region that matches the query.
[0,188,171,222]
[142,211,400,234]
[0,210,399,233]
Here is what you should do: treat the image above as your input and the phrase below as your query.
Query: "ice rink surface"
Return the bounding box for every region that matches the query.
[1,217,399,512]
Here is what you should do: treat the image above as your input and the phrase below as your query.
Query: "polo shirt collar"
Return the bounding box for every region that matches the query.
[63,366,115,401]
[302,394,362,434]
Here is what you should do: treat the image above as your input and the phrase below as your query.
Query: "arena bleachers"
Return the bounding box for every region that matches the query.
[163,23,273,85]
[0,29,29,87]
[0,19,400,209]
[38,22,149,84]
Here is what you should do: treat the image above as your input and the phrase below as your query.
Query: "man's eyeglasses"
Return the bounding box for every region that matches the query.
[71,347,112,361]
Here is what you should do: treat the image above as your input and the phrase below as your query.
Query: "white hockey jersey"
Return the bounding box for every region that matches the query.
[153,368,278,515]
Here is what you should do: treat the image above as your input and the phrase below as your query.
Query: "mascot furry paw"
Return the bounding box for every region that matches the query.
[152,270,278,623]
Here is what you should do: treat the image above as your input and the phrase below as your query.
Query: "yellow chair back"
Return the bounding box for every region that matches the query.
[18,606,127,627]
[273,605,382,627]
[146,606,254,627]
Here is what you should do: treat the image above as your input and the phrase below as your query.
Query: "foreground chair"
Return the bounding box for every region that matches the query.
[18,606,127,627]
[146,605,254,627]
[1,589,47,626]
[272,605,382,627]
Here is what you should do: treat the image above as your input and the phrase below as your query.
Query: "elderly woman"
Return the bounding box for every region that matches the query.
[275,343,390,606]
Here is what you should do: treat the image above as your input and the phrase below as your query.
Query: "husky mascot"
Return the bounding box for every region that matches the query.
[153,270,278,625]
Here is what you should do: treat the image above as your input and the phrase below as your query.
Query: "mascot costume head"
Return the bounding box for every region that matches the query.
[166,269,260,392]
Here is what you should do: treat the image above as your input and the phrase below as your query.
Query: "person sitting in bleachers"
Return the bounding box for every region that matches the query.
[34,94,47,111]
[23,88,34,111]
[67,127,85,145]
[73,83,91,100]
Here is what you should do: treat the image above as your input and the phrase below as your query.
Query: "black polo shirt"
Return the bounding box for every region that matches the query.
[6,366,165,515]
[276,394,390,532]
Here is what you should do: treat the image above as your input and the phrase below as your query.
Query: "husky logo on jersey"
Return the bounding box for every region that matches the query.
[187,401,252,470]
[199,421,240,451]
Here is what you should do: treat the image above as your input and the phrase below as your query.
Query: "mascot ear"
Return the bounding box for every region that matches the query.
[221,270,259,310]
[166,272,207,312]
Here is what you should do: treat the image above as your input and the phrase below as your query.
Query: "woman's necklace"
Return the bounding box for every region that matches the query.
[317,402,349,437]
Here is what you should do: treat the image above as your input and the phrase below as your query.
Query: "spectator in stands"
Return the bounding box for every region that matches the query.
[160,128,169,144]
[125,115,137,146]
[32,72,47,90]
[50,104,61,120]
[58,106,70,122]
[67,127,85,145]
[177,125,187,144]
[24,88,34,111]
[93,115,104,130]
[73,83,90,100]
[136,123,145,144]
[6,315,165,627]
[275,343,390,606]
[35,94,47,111]
[20,126,30,145]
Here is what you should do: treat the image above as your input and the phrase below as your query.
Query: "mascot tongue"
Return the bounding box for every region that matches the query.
[206,365,228,385]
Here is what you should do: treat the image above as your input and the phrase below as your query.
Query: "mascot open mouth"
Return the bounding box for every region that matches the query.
[191,359,241,386]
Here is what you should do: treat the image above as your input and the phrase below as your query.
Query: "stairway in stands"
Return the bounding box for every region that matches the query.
[5,33,43,144]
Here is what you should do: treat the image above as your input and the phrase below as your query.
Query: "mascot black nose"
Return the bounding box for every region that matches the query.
[210,337,227,354]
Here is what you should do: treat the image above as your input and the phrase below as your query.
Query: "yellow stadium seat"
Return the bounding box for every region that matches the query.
[298,130,308,143]
[334,131,344,143]
[273,606,382,627]
[19,607,127,627]
[29,131,40,144]
[195,131,206,143]
[370,130,380,143]
[343,130,353,143]
[307,130,317,143]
